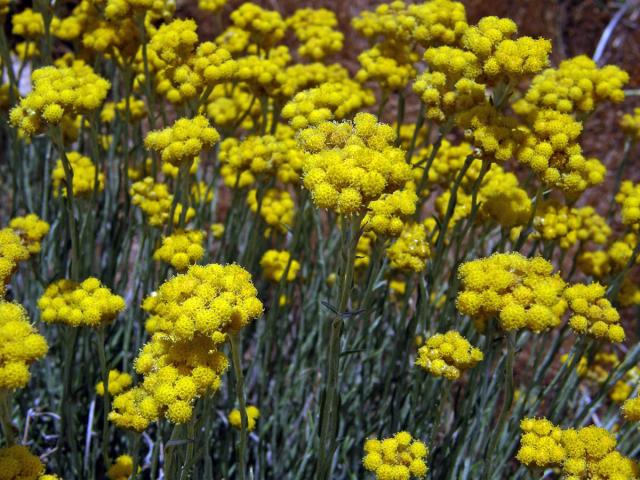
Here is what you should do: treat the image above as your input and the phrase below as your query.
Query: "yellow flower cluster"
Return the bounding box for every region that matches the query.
[615,180,640,227]
[416,140,472,187]
[110,333,229,428]
[462,16,550,82]
[142,264,263,341]
[205,83,258,129]
[564,282,624,343]
[153,230,205,271]
[363,189,418,237]
[286,8,343,60]
[220,134,294,188]
[409,0,468,47]
[456,103,523,162]
[352,1,416,44]
[247,189,294,234]
[96,369,133,396]
[518,419,639,478]
[101,97,147,123]
[106,454,136,480]
[362,432,429,479]
[386,223,431,273]
[0,301,48,390]
[228,405,260,431]
[356,44,417,92]
[413,46,485,123]
[146,19,199,70]
[0,229,29,292]
[0,446,46,480]
[111,264,261,428]
[355,233,375,270]
[533,202,611,249]
[513,55,629,117]
[38,277,126,328]
[145,116,220,166]
[8,214,50,255]
[457,253,567,332]
[10,62,110,136]
[198,0,226,13]
[516,418,565,468]
[415,330,483,380]
[517,109,605,193]
[94,0,170,21]
[260,250,300,283]
[299,113,412,215]
[622,396,640,422]
[229,2,286,49]
[11,8,44,38]
[52,151,105,198]
[232,47,291,98]
[15,41,40,60]
[620,108,640,140]
[282,80,375,130]
[130,177,195,227]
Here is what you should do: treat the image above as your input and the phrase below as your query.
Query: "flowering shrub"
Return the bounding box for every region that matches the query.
[0,1,639,479]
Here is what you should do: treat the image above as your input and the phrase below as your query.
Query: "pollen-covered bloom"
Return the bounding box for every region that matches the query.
[8,214,49,255]
[0,301,48,390]
[299,113,412,215]
[96,369,133,397]
[52,151,105,198]
[130,177,195,227]
[564,282,624,343]
[615,180,640,227]
[516,418,566,468]
[145,116,220,167]
[533,202,611,249]
[38,277,125,328]
[287,8,343,60]
[513,55,629,117]
[620,107,640,141]
[10,61,110,136]
[0,228,31,292]
[228,405,260,432]
[362,432,429,479]
[153,230,205,271]
[229,2,286,49]
[386,223,431,273]
[415,330,483,380]
[0,445,46,479]
[517,109,605,194]
[457,253,567,332]
[247,189,295,235]
[142,264,263,340]
[363,189,418,237]
[107,454,138,480]
[260,250,300,283]
[11,8,44,38]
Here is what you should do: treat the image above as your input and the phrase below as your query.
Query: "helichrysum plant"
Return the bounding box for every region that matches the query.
[2,0,640,478]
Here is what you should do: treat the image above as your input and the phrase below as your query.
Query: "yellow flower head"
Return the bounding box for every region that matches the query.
[247,189,295,235]
[299,113,412,215]
[10,62,110,136]
[11,8,44,39]
[287,8,343,60]
[153,230,205,271]
[38,277,126,328]
[516,417,565,468]
[145,116,220,166]
[0,301,48,390]
[9,214,49,255]
[362,431,428,479]
[230,3,286,49]
[0,228,30,292]
[96,369,133,397]
[130,177,195,227]
[415,330,483,380]
[386,223,431,273]
[457,253,567,332]
[52,151,105,198]
[228,405,260,431]
[564,282,624,343]
[260,250,300,283]
[0,445,46,479]
[142,263,263,340]
[107,454,138,480]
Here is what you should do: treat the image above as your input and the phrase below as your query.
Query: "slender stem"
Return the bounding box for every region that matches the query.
[316,215,361,480]
[0,391,15,446]
[97,327,111,468]
[230,333,248,480]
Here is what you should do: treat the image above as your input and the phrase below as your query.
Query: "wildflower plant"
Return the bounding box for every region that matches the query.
[1,0,640,479]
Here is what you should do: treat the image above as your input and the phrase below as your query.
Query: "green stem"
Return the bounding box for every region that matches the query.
[230,333,248,480]
[0,391,15,446]
[97,327,111,468]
